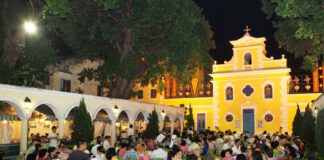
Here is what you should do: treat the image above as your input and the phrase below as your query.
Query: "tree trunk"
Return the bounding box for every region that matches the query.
[110,23,138,99]
[108,77,137,99]
[0,0,22,67]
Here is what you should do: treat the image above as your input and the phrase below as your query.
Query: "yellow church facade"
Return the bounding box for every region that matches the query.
[132,32,320,134]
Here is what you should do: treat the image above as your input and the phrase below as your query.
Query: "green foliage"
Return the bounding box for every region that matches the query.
[315,109,324,156]
[143,108,160,140]
[292,104,303,136]
[72,98,94,143]
[261,0,324,71]
[0,0,58,87]
[45,0,71,17]
[185,104,194,130]
[300,105,316,151]
[44,0,215,96]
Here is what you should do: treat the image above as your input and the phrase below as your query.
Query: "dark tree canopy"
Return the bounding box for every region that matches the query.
[49,0,215,98]
[0,0,58,86]
[300,105,316,151]
[0,0,215,99]
[143,108,160,140]
[261,0,324,71]
[186,104,194,130]
[72,98,94,143]
[315,109,324,156]
[292,104,303,136]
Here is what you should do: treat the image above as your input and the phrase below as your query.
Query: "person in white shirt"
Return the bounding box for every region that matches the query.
[151,142,167,160]
[232,139,241,159]
[127,124,134,136]
[103,136,111,151]
[91,137,102,156]
[48,126,58,147]
[156,131,166,143]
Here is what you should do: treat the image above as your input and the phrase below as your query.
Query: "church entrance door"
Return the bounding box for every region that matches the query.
[243,109,255,135]
[197,113,205,133]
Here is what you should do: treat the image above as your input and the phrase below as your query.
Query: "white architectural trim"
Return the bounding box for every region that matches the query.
[279,76,290,131]
[0,96,27,119]
[210,68,291,77]
[165,112,175,122]
[28,100,62,119]
[134,109,148,122]
[211,81,220,127]
[118,109,135,123]
[93,106,116,122]
[64,103,79,119]
[257,47,264,68]
[262,80,275,100]
[212,76,284,82]
[224,82,235,101]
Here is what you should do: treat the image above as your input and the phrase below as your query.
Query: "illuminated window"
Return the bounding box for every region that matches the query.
[264,84,273,99]
[244,53,252,65]
[137,90,143,99]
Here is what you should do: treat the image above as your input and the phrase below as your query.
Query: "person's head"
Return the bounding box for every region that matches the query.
[38,149,48,158]
[34,143,42,153]
[52,126,57,133]
[96,137,101,145]
[106,147,117,160]
[235,139,241,146]
[189,143,201,157]
[129,142,136,149]
[47,147,56,157]
[157,142,164,148]
[251,151,263,160]
[187,154,198,160]
[246,148,252,158]
[129,124,133,128]
[97,146,105,154]
[224,149,233,158]
[240,145,247,153]
[236,154,247,160]
[180,139,186,146]
[167,145,182,160]
[77,140,87,151]
[120,143,127,149]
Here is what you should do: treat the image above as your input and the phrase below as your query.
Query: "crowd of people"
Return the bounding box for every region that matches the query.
[20,125,306,160]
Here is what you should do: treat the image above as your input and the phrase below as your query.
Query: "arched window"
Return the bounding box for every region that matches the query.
[264,84,273,99]
[225,87,233,100]
[244,53,252,65]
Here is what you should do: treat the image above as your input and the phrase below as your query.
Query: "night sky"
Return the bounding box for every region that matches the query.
[194,0,307,75]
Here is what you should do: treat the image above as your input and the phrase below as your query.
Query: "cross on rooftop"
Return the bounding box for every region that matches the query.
[244,26,251,36]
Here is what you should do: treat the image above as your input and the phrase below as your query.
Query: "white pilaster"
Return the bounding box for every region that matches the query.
[170,122,174,135]
[211,81,220,128]
[20,118,28,153]
[58,118,65,139]
[111,121,116,147]
[280,76,290,131]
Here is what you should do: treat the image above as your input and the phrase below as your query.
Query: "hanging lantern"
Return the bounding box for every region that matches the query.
[294,85,300,92]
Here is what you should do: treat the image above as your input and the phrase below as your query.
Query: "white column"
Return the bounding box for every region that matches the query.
[159,121,164,131]
[111,121,116,147]
[170,122,174,135]
[58,119,65,139]
[180,120,184,136]
[20,118,28,153]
